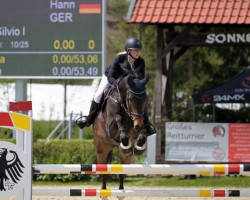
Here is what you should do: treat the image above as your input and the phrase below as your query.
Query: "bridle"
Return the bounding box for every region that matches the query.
[109,84,145,121]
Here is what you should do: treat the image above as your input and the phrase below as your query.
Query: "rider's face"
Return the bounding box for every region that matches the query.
[128,49,141,60]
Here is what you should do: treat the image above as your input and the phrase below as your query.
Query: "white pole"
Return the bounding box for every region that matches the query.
[33,164,250,176]
[32,189,250,197]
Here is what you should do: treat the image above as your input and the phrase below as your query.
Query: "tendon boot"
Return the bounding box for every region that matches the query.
[75,101,99,129]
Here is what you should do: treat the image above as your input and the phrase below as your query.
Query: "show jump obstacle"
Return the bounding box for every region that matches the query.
[33,188,250,198]
[1,101,250,199]
[34,163,250,176]
[0,109,32,200]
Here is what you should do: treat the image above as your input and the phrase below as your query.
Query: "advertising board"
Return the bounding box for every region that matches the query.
[166,122,250,162]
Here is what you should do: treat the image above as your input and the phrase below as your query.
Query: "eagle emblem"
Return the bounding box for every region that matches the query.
[0,148,25,191]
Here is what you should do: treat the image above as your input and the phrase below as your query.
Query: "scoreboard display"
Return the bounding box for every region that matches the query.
[0,0,104,79]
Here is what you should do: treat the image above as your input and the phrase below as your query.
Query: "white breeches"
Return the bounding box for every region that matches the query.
[93,74,110,103]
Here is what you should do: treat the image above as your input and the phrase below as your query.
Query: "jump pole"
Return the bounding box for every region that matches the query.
[33,189,250,198]
[34,163,250,176]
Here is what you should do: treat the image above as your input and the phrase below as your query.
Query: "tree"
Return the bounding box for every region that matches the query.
[172,27,250,122]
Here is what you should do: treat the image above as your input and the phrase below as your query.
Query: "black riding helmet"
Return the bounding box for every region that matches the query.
[124,38,144,60]
[124,38,144,51]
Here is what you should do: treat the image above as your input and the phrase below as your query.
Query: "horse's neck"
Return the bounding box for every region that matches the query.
[117,78,129,101]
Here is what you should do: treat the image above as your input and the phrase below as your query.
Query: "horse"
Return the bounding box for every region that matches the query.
[92,75,149,199]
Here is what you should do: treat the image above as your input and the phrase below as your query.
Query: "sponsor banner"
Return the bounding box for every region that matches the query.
[165,122,250,162]
[165,122,228,162]
[200,93,249,103]
[192,67,250,104]
[229,124,250,162]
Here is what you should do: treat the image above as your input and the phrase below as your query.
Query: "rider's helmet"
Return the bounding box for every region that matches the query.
[124,38,144,52]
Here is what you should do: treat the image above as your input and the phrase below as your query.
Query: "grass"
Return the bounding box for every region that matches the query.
[33,175,250,188]
[125,176,250,188]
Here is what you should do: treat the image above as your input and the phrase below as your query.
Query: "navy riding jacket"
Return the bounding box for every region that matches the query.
[105,52,145,85]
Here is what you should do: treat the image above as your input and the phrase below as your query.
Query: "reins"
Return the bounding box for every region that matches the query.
[112,84,145,121]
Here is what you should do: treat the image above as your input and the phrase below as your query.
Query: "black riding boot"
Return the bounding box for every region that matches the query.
[75,101,99,129]
[144,114,157,136]
[145,122,157,136]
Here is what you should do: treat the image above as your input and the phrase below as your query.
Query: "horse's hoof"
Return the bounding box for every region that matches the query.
[100,196,108,200]
[121,136,130,147]
[119,145,133,155]
[136,134,146,147]
[134,142,146,156]
[119,140,133,155]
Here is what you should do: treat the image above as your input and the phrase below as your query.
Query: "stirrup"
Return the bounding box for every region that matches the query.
[75,116,88,129]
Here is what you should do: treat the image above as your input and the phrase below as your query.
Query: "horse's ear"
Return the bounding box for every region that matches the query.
[127,75,135,88]
[140,75,149,85]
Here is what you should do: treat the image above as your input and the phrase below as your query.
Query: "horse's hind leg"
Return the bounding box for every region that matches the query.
[102,174,107,189]
[94,139,112,198]
[116,154,133,200]
[119,174,124,190]
[100,151,112,190]
[116,174,125,200]
[96,153,108,190]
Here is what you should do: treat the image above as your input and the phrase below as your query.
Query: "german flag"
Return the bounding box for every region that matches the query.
[79,4,101,14]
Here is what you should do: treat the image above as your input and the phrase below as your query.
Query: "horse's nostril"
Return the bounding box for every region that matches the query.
[134,125,143,131]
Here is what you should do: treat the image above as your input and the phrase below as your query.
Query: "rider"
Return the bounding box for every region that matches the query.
[76,37,156,136]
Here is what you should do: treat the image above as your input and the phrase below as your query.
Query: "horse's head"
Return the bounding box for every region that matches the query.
[123,75,149,132]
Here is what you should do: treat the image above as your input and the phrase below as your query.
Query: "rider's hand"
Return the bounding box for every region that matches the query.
[112,80,117,86]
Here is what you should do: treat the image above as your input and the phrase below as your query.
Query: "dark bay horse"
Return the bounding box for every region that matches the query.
[92,75,149,199]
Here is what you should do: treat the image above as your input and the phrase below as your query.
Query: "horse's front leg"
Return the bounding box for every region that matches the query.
[115,115,132,155]
[116,174,125,200]
[134,130,147,156]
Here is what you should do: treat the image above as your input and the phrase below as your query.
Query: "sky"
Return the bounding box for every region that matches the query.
[0,79,99,121]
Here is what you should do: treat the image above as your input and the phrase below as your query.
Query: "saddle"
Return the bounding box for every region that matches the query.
[100,76,124,111]
[100,85,116,112]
